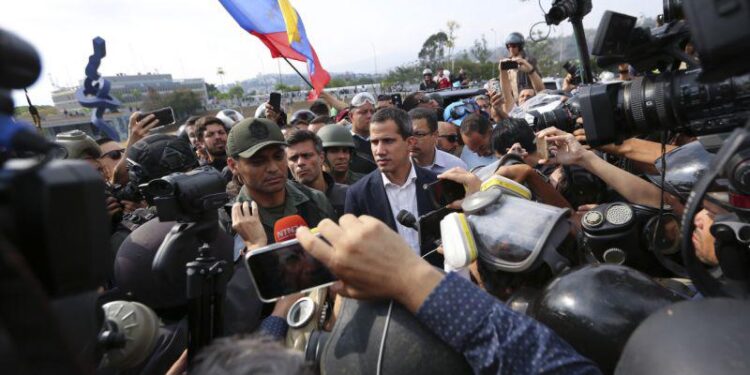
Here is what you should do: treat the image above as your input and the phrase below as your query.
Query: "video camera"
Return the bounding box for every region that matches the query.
[577,0,750,147]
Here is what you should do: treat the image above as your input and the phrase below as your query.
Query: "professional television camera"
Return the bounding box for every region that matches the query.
[0,28,162,374]
[577,0,750,147]
[143,166,231,360]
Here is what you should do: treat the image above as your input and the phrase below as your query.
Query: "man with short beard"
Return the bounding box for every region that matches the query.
[286,130,348,218]
[196,116,229,172]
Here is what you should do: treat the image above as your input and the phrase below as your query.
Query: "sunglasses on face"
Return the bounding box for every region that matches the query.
[101,149,125,160]
[439,134,459,143]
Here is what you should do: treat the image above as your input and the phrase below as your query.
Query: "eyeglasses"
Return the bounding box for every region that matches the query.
[413,131,434,138]
[439,134,459,143]
[100,149,125,160]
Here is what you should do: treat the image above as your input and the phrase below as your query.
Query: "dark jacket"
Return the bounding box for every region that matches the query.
[220,180,336,244]
[350,134,376,174]
[344,165,442,266]
[323,172,348,219]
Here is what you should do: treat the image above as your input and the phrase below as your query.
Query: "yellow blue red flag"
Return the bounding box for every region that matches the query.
[219,0,330,97]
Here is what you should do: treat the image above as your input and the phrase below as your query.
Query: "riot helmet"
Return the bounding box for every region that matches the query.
[504,32,525,48]
[290,109,316,125]
[528,264,686,373]
[125,134,198,186]
[216,109,244,128]
[645,140,717,200]
[316,124,355,149]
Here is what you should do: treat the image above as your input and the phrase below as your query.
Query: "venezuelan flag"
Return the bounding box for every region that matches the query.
[219,0,330,98]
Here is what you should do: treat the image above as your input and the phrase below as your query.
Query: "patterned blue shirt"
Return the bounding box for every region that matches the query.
[416,272,601,375]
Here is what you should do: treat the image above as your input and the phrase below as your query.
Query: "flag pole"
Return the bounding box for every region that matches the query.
[280,56,314,90]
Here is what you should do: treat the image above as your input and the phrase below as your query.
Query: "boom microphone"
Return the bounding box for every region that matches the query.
[274,215,308,243]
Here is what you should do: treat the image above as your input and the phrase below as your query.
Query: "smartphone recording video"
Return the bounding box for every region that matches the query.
[423,179,466,207]
[500,60,519,70]
[137,107,176,133]
[269,92,282,112]
[245,237,337,302]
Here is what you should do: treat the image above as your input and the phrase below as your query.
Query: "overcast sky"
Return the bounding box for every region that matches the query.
[3,0,661,106]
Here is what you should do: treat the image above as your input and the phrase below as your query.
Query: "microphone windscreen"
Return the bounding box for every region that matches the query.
[273,215,308,243]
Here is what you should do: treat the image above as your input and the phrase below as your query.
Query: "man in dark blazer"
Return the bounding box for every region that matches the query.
[344,108,442,267]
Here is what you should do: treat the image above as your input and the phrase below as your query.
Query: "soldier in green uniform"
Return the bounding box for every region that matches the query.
[316,124,365,185]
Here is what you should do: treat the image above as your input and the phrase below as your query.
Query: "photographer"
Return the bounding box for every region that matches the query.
[295,215,601,375]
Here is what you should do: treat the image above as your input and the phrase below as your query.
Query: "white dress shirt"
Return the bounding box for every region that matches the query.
[382,163,420,254]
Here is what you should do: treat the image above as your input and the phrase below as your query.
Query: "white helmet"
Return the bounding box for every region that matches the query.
[216,109,244,128]
[422,68,433,76]
[254,105,266,118]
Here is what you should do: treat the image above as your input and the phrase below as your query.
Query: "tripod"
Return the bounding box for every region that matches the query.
[152,212,230,361]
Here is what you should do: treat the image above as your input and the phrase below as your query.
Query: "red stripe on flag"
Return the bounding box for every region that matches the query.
[250,31,307,62]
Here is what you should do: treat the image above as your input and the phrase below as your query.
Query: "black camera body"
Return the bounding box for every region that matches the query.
[576,0,750,147]
[144,166,228,223]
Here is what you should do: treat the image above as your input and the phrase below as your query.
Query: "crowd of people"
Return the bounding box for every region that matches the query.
[45,29,727,375]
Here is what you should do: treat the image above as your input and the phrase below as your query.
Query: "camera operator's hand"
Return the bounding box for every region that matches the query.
[537,127,590,166]
[296,215,444,313]
[488,90,508,121]
[562,74,577,92]
[126,112,159,148]
[438,167,482,210]
[264,103,281,124]
[232,201,267,251]
[105,196,123,219]
[120,200,147,213]
[513,58,534,74]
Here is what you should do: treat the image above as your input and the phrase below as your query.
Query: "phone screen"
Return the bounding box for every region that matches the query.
[418,206,453,251]
[423,179,466,207]
[245,238,337,302]
[138,107,176,129]
[269,92,282,111]
[500,61,519,70]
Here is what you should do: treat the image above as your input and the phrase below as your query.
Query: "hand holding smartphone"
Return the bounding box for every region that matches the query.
[245,236,337,302]
[137,107,175,133]
[269,92,282,112]
[500,60,519,70]
[423,179,466,207]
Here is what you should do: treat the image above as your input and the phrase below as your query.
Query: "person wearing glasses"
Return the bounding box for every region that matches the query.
[437,121,463,157]
[96,137,125,182]
[408,108,467,174]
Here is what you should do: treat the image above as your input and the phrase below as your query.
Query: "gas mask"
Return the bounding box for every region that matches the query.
[440,187,571,274]
[579,202,682,276]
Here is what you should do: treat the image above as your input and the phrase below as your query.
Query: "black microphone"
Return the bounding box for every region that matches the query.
[396,210,419,231]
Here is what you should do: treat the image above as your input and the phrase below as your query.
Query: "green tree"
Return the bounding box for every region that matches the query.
[162,89,202,121]
[141,87,164,111]
[471,35,491,64]
[206,83,220,98]
[418,32,448,65]
[228,85,244,100]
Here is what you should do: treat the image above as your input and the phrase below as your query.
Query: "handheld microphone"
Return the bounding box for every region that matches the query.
[274,215,308,243]
[397,210,419,231]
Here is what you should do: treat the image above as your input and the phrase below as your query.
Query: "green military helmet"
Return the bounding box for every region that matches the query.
[55,130,101,159]
[316,124,354,149]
